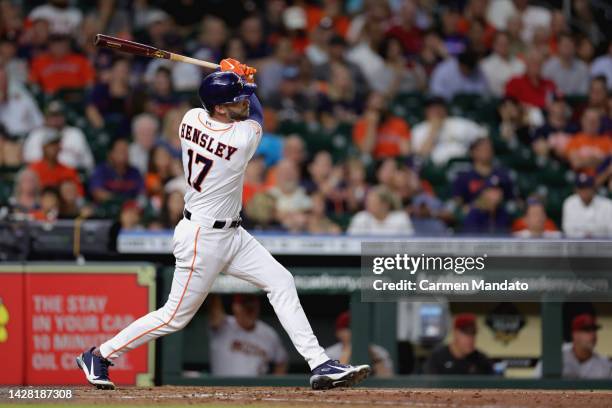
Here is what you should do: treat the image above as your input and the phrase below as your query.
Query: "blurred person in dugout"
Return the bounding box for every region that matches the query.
[207,294,288,377]
[424,314,493,375]
[535,314,611,378]
[325,312,393,377]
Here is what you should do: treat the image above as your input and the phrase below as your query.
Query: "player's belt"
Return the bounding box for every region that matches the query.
[183,209,242,229]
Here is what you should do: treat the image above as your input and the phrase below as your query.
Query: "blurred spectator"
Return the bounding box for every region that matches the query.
[28,0,83,35]
[160,104,190,157]
[0,124,20,167]
[28,130,84,196]
[0,65,44,138]
[377,35,426,96]
[411,97,487,166]
[20,18,51,61]
[325,311,393,377]
[590,41,612,90]
[497,96,531,145]
[268,159,311,232]
[144,34,201,92]
[8,168,40,214]
[304,151,342,196]
[258,37,298,101]
[429,49,489,101]
[267,66,315,123]
[305,19,334,67]
[208,294,288,376]
[480,31,525,97]
[438,5,467,56]
[457,0,496,51]
[542,33,589,96]
[265,135,307,188]
[193,15,228,63]
[462,175,510,235]
[58,179,90,219]
[89,138,144,204]
[575,35,595,66]
[565,108,611,172]
[29,34,94,95]
[562,173,612,238]
[144,144,181,210]
[0,34,27,84]
[505,48,557,110]
[240,15,272,61]
[30,186,59,222]
[424,313,493,375]
[86,58,133,130]
[347,186,413,235]
[119,200,144,231]
[157,182,185,229]
[306,192,342,235]
[512,198,561,238]
[346,19,387,92]
[452,138,514,208]
[243,156,266,207]
[316,62,362,123]
[505,14,527,57]
[570,0,607,49]
[580,77,611,132]
[243,191,280,230]
[129,114,159,176]
[145,66,180,117]
[342,157,369,213]
[353,92,411,160]
[409,193,448,236]
[386,0,423,56]
[23,101,94,172]
[532,98,578,159]
[488,0,551,43]
[595,157,612,193]
[418,30,448,76]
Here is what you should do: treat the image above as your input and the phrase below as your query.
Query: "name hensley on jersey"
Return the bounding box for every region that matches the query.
[179,122,238,161]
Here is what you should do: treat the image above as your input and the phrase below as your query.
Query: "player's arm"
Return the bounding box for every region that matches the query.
[207,294,226,330]
[247,92,263,128]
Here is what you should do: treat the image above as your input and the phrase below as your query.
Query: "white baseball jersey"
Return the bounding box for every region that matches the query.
[99,102,330,373]
[209,316,288,376]
[179,108,262,219]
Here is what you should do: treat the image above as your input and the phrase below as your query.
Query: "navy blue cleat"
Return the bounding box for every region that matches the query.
[75,347,115,390]
[310,360,371,390]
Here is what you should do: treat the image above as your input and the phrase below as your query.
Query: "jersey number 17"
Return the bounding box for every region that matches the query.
[186,148,213,192]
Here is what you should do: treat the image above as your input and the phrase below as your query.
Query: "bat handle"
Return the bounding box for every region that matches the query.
[169,53,219,70]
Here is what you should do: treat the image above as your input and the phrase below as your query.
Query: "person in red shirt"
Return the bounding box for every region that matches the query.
[29,33,94,94]
[28,130,84,196]
[505,48,557,109]
[386,0,423,56]
[353,92,411,159]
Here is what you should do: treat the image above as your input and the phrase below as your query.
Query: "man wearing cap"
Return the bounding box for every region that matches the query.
[411,96,487,167]
[562,173,612,238]
[27,129,84,196]
[461,175,511,234]
[424,313,493,375]
[325,312,393,377]
[562,314,611,378]
[207,294,288,376]
[534,314,611,378]
[23,100,94,172]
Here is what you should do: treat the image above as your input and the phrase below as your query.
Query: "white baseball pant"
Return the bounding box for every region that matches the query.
[99,218,329,370]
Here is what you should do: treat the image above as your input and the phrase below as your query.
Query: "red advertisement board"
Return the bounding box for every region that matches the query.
[0,264,155,386]
[0,272,25,385]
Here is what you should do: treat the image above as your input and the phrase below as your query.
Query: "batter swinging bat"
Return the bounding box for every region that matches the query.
[94,34,219,70]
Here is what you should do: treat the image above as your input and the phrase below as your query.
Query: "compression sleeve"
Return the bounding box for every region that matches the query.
[248,93,263,128]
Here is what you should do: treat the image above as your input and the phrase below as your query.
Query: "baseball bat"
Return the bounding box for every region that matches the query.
[94,34,219,70]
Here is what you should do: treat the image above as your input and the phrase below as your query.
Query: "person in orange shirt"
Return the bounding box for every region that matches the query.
[353,92,411,159]
[512,197,561,238]
[28,130,84,196]
[29,33,94,94]
[565,107,612,172]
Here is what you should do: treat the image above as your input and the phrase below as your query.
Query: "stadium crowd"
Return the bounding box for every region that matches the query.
[1,0,612,237]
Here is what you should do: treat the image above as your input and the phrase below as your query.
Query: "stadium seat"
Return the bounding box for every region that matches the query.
[391,92,425,124]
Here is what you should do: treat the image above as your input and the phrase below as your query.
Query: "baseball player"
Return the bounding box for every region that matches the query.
[76,58,370,390]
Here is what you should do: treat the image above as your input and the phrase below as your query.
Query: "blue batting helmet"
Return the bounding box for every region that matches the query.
[198,71,257,112]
